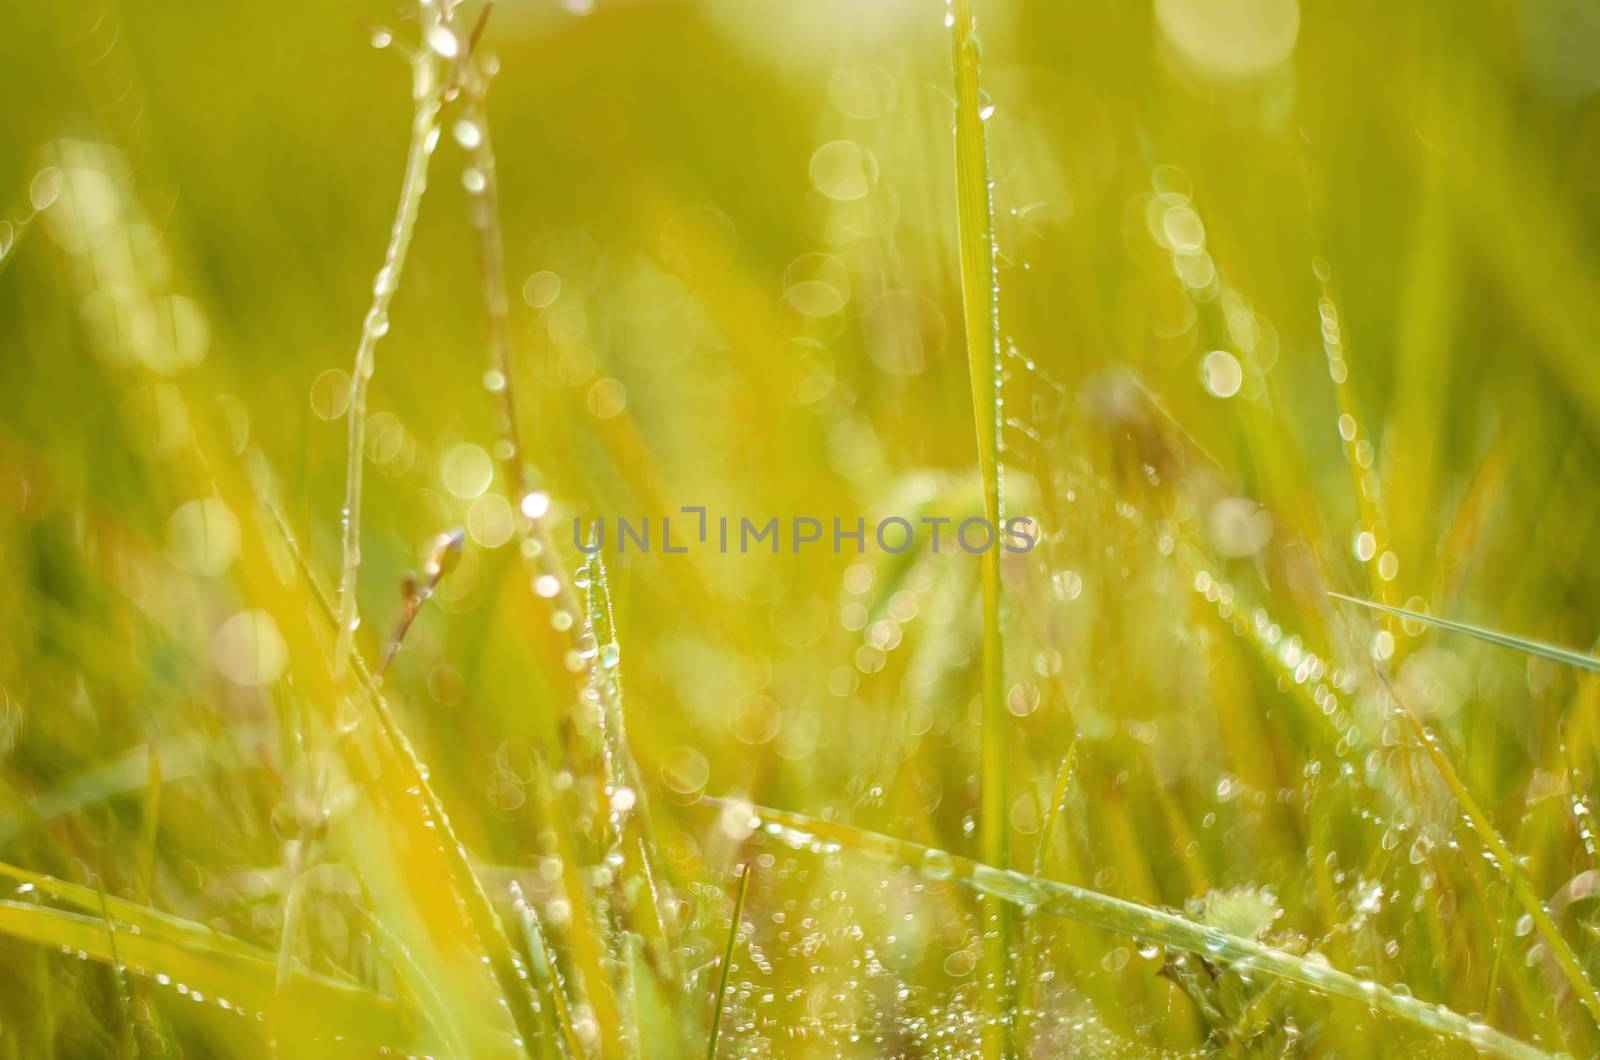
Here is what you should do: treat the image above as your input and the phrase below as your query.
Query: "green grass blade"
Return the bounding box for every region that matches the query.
[0,865,420,1052]
[92,877,135,1059]
[715,800,1549,1060]
[1328,599,1600,1028]
[1015,742,1076,1046]
[1380,670,1600,1030]
[706,861,750,1060]
[510,881,584,1059]
[1329,592,1600,672]
[265,503,546,1054]
[334,7,446,678]
[526,758,626,1056]
[947,0,1009,1051]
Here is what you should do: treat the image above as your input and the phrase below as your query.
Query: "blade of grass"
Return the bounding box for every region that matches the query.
[713,799,1549,1060]
[0,900,421,1051]
[1329,592,1600,673]
[1328,594,1600,1030]
[946,0,1009,1052]
[135,744,160,897]
[525,756,625,1057]
[459,78,684,1007]
[1372,665,1600,1031]
[266,502,546,1054]
[1014,741,1075,1048]
[92,877,136,1059]
[510,880,583,1059]
[334,0,447,677]
[357,906,472,1059]
[583,549,671,943]
[0,865,419,1051]
[457,46,594,723]
[706,862,749,1060]
[1310,264,1395,618]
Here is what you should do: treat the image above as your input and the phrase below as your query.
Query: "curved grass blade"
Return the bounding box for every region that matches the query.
[265,503,546,1054]
[706,862,750,1060]
[1380,669,1600,1032]
[0,866,419,1051]
[1329,592,1600,673]
[712,800,1549,1060]
[357,905,471,1059]
[1329,598,1600,1028]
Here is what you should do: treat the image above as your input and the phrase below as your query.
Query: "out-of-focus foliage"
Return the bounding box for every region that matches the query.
[2,0,1600,1055]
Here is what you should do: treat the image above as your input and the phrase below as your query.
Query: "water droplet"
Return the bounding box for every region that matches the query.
[1371,630,1395,661]
[29,167,62,212]
[426,24,460,58]
[1201,350,1242,398]
[520,492,550,520]
[452,119,482,149]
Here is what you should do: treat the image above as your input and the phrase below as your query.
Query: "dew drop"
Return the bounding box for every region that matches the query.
[1201,350,1242,398]
[426,24,460,58]
[520,492,550,520]
[452,119,482,149]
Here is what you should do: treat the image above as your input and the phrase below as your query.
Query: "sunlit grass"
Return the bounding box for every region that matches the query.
[2,0,1600,1057]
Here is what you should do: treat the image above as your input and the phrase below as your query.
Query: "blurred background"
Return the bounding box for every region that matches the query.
[2,0,1600,1055]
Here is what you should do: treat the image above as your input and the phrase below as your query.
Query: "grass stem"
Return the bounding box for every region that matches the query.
[334,4,446,678]
[707,862,750,1060]
[720,800,1550,1060]
[947,0,1009,1050]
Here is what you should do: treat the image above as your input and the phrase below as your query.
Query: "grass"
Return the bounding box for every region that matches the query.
[3,0,1600,1057]
[1331,593,1600,674]
[705,861,749,1060]
[714,800,1547,1059]
[946,0,1010,1053]
[334,2,447,679]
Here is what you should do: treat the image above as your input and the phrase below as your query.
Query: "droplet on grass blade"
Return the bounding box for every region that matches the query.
[1201,350,1242,397]
[29,167,62,211]
[310,368,352,420]
[426,24,460,58]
